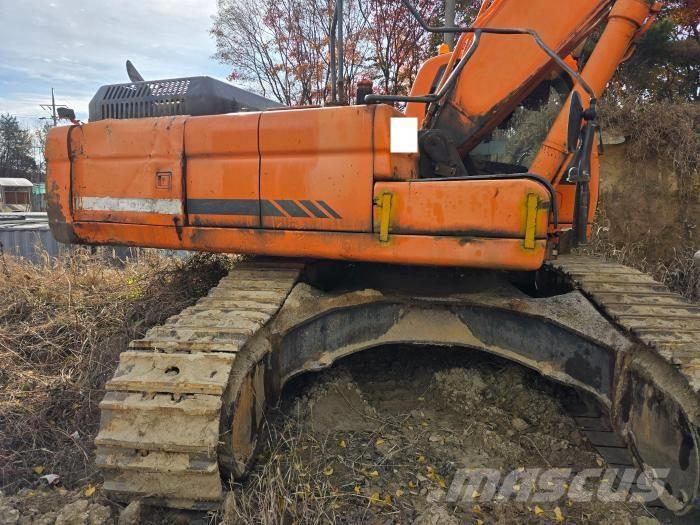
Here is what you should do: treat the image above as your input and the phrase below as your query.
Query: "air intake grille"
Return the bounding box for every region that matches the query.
[88,76,282,122]
[98,80,190,119]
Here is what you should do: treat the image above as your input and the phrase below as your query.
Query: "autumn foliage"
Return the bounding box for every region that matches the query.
[212,0,442,105]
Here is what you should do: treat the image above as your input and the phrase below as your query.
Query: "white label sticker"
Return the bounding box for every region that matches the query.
[390,117,418,153]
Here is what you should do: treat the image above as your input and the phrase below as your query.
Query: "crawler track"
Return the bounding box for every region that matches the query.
[95,260,302,509]
[552,255,700,382]
[551,255,700,513]
[94,255,700,514]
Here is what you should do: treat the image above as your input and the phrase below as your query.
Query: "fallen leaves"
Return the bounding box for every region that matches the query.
[527,505,565,522]
[368,492,392,506]
[425,465,446,488]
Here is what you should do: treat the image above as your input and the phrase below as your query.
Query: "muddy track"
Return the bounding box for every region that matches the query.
[550,255,700,514]
[95,260,303,510]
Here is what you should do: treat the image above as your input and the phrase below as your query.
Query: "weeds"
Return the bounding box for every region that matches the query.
[599,98,699,199]
[0,250,231,492]
[582,208,700,302]
[222,416,341,525]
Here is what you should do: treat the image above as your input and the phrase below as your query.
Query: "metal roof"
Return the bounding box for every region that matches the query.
[0,212,49,231]
[0,178,34,188]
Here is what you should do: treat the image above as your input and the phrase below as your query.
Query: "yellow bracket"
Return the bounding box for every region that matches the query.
[524,193,538,250]
[378,192,393,243]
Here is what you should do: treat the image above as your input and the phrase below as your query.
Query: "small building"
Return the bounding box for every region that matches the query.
[0,178,34,212]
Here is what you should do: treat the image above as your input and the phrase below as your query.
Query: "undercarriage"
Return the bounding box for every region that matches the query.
[94,255,700,515]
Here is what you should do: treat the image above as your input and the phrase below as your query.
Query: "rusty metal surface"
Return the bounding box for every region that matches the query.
[95,261,302,508]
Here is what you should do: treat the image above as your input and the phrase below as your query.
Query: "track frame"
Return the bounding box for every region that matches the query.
[95,256,700,514]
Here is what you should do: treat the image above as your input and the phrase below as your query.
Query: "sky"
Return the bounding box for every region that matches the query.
[0,0,231,125]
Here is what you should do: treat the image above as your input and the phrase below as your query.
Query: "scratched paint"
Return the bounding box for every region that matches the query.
[75,196,184,215]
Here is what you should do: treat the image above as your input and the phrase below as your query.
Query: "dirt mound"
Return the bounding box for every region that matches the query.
[594,99,699,302]
[0,488,112,525]
[223,346,656,524]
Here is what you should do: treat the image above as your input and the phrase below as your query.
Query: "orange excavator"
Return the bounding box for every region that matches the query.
[46,0,700,516]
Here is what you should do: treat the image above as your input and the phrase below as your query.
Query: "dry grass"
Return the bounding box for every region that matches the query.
[222,416,341,525]
[221,369,416,525]
[0,250,231,492]
[222,399,417,524]
[581,208,700,302]
[599,98,699,199]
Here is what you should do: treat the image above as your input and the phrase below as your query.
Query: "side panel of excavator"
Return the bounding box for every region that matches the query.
[49,105,551,270]
[186,113,261,229]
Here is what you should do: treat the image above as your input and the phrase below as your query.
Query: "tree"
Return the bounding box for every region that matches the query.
[211,0,454,104]
[607,0,699,101]
[0,114,36,180]
[360,0,437,96]
[33,122,52,182]
[212,0,367,105]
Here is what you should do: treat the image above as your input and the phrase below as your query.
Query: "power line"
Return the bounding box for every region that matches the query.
[39,88,70,126]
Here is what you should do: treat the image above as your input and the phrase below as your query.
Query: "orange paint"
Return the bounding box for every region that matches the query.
[374,179,550,239]
[185,112,261,228]
[69,117,187,226]
[259,106,373,232]
[70,221,547,270]
[45,0,654,271]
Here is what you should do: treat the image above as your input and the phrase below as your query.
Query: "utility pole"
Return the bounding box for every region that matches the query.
[51,88,57,126]
[39,88,63,127]
[337,0,345,104]
[445,0,456,49]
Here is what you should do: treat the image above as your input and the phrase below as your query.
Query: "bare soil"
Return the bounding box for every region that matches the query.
[221,346,658,525]
[1,345,663,525]
[594,107,700,302]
